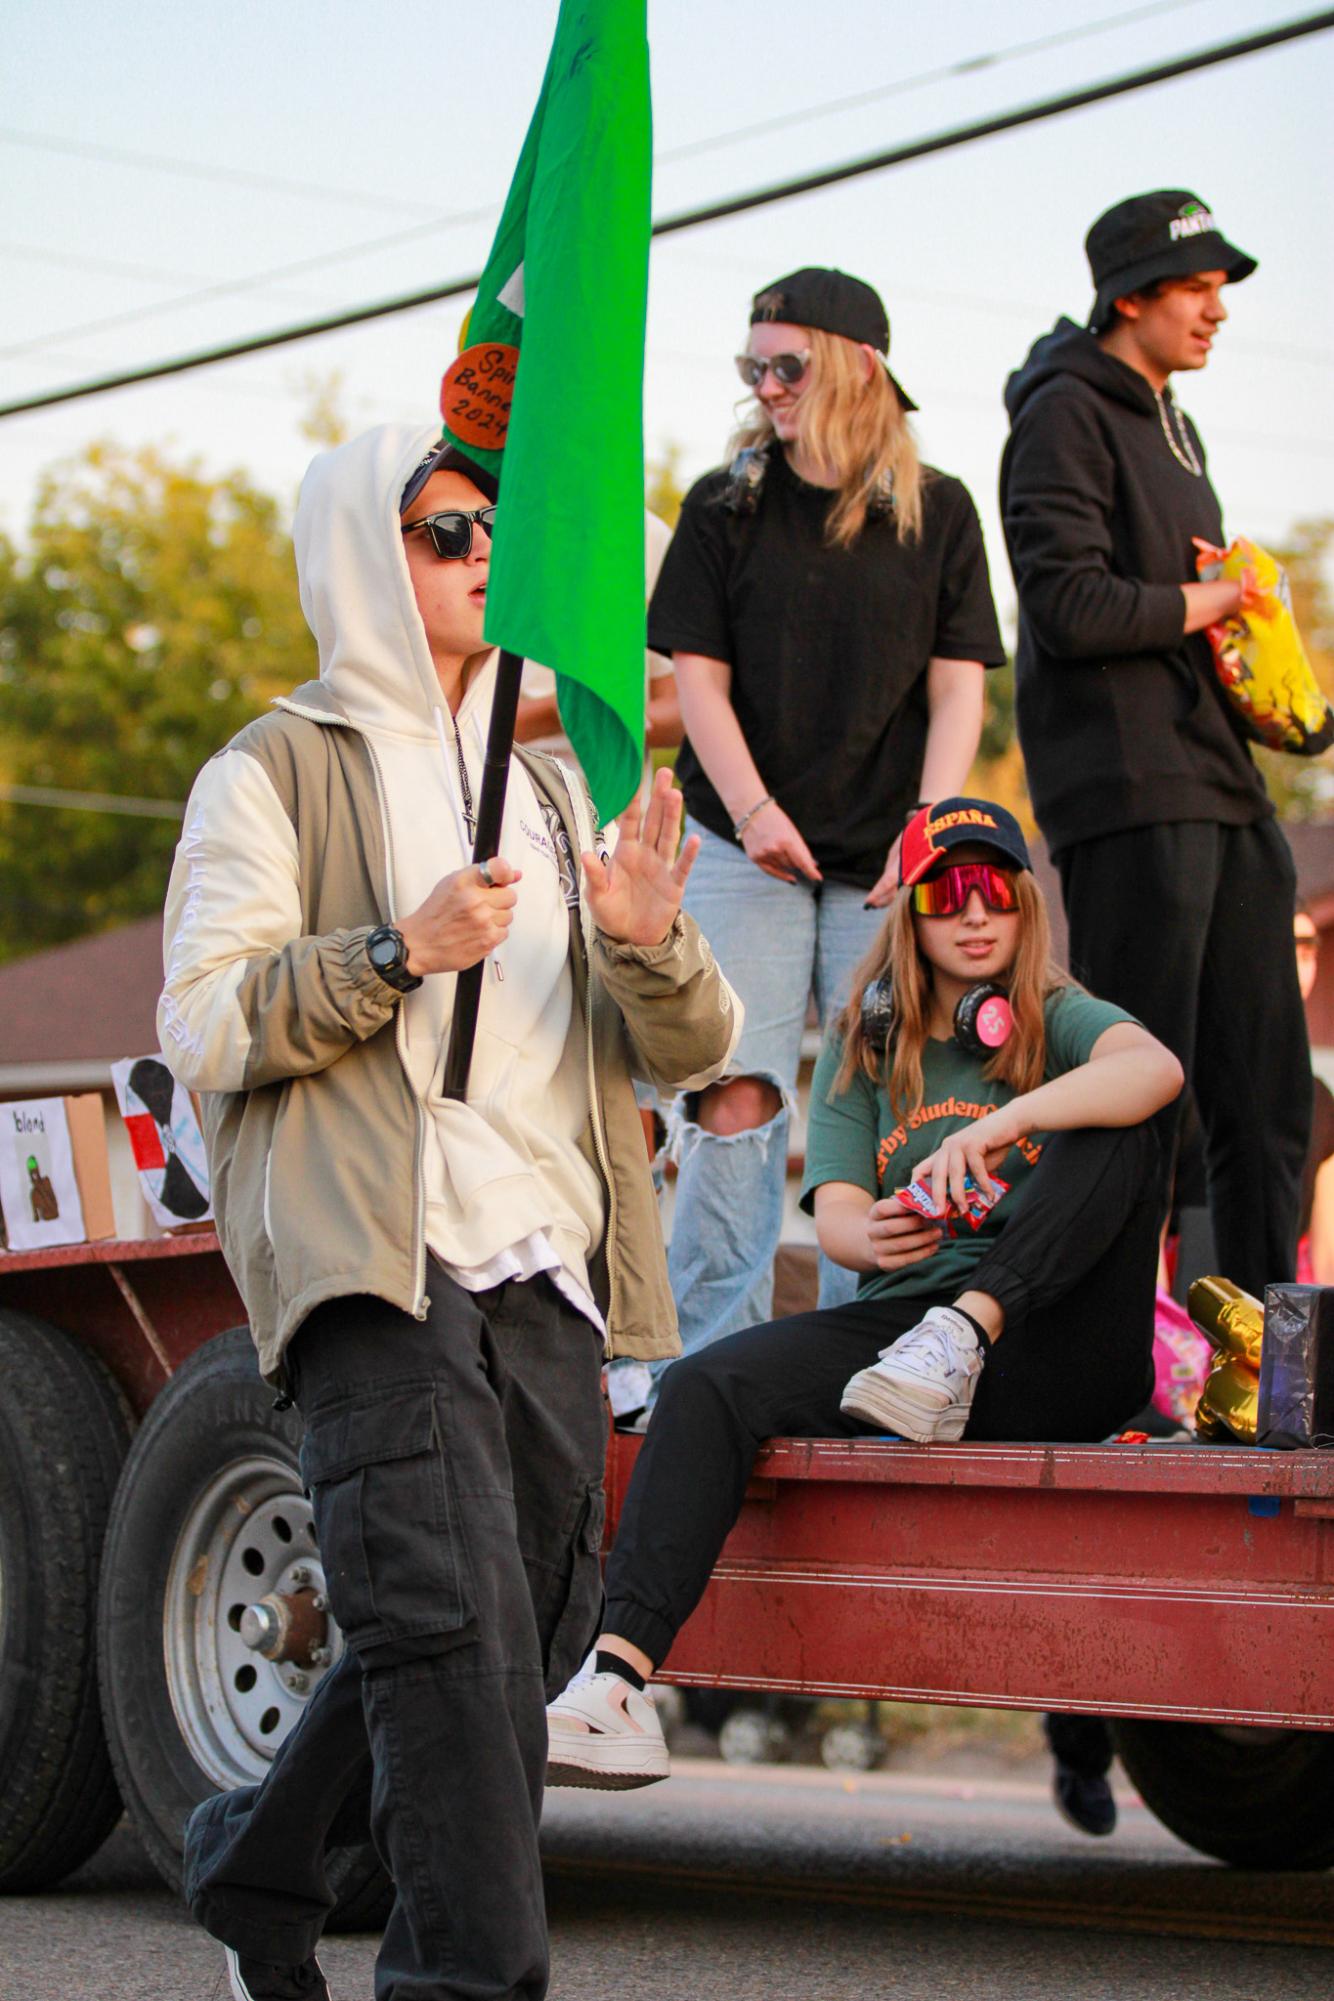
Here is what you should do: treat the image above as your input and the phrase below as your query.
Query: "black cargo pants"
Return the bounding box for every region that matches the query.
[185,1273,607,2001]
[1058,817,1311,1297]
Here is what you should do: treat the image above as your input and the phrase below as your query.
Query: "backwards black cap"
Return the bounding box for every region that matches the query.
[750,266,917,412]
[399,441,499,515]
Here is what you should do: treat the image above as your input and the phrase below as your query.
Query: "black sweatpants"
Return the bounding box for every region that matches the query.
[605,1123,1159,1669]
[184,1274,606,2001]
[1057,817,1310,1297]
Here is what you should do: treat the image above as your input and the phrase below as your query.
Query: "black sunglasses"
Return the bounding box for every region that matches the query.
[402,505,497,560]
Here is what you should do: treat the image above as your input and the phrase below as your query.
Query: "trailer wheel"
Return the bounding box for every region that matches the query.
[98,1328,391,1931]
[1111,1718,1334,1869]
[0,1308,131,1890]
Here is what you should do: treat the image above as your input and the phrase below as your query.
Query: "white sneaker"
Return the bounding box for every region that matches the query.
[840,1306,984,1442]
[546,1668,670,1789]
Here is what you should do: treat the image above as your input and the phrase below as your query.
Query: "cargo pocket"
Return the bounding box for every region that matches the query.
[300,1384,476,1667]
[543,1480,607,1699]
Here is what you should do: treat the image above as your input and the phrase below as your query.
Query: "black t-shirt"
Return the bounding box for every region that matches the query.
[648,452,1007,888]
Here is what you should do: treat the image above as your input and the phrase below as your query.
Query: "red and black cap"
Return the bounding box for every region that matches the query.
[899,797,1032,888]
[1086,190,1256,334]
[750,266,917,412]
[400,440,499,514]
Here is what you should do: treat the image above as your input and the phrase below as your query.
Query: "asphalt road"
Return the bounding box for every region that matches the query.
[6,1759,1333,2000]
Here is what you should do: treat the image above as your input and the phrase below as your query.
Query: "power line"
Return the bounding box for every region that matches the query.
[0,126,444,219]
[664,253,1334,367]
[0,0,1206,334]
[656,0,1210,162]
[0,239,328,317]
[0,200,502,365]
[0,782,185,820]
[3,8,1331,422]
[0,4,1302,369]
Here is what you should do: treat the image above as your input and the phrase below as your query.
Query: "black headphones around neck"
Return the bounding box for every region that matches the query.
[860,976,1014,1060]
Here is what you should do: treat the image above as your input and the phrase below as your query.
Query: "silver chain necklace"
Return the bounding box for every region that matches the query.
[1154,386,1203,477]
[451,721,476,839]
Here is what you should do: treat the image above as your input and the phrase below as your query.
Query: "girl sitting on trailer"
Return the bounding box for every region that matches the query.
[544,797,1183,1789]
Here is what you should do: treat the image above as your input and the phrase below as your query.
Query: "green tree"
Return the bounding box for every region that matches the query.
[0,441,315,959]
[969,657,1034,830]
[645,443,685,527]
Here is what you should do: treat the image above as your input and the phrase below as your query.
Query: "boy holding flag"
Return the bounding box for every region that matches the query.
[162,8,738,1996]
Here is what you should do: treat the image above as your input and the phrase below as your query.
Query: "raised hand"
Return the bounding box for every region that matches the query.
[581,765,701,947]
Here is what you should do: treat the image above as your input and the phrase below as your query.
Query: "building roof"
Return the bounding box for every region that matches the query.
[0,914,163,1088]
[0,820,1330,1089]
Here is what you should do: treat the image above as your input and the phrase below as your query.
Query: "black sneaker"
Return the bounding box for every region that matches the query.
[225,1946,330,2000]
[1053,1763,1117,1837]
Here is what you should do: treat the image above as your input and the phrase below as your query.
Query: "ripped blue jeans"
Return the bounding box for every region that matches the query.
[652,821,884,1397]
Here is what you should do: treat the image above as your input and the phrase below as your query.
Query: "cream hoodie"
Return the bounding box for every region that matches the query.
[293,424,605,1321]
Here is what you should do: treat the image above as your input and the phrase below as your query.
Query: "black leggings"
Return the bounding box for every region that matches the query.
[605,1123,1160,1669]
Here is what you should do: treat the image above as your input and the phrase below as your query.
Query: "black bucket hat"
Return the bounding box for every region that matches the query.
[1086,190,1256,334]
[750,266,917,411]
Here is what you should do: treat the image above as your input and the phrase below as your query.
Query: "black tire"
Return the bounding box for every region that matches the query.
[98,1327,391,1931]
[1111,1717,1334,1869]
[0,1308,131,1890]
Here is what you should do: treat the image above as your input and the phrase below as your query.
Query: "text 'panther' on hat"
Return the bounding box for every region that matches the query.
[750,266,917,411]
[1085,190,1256,334]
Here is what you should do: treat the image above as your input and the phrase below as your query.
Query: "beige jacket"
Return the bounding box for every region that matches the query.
[159,425,741,1380]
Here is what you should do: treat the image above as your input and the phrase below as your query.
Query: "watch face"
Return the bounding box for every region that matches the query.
[369,929,401,973]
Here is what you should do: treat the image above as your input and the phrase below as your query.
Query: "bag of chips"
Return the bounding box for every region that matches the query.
[1194,536,1334,757]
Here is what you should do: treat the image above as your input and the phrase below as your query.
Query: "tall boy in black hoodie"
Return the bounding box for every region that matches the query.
[1001,190,1310,1305]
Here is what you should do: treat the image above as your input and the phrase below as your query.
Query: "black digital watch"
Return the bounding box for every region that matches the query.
[366,923,422,994]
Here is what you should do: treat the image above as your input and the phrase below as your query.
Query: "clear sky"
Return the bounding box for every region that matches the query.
[3,0,1332,631]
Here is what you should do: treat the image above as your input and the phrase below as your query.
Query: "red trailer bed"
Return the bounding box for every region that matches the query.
[3,1232,1333,1884]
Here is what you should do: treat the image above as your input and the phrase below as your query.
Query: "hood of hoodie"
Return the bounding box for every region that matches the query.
[293,422,493,745]
[1004,316,1160,424]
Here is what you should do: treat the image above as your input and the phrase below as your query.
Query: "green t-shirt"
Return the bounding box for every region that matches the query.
[800,986,1138,1303]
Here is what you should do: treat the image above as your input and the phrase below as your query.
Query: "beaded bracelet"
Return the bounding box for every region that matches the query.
[731,794,774,840]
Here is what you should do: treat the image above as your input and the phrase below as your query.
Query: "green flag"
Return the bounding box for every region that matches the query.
[440,0,651,823]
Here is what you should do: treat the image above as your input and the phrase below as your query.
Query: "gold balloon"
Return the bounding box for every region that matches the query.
[1194,1355,1260,1444]
[1187,1275,1265,1370]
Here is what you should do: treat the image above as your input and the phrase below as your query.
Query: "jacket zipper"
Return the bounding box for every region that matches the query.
[563,766,620,1344]
[262,1149,275,1248]
[357,728,430,1321]
[280,702,607,1332]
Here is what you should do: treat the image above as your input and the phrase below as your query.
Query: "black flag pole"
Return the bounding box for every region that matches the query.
[441,647,526,1103]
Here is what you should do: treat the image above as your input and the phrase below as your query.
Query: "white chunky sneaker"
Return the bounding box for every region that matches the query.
[839,1306,984,1442]
[546,1668,670,1790]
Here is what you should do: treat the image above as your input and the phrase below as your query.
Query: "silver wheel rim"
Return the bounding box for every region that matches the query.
[163,1453,343,1789]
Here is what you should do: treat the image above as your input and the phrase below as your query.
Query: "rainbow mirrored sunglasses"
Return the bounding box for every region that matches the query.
[910,862,1019,918]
